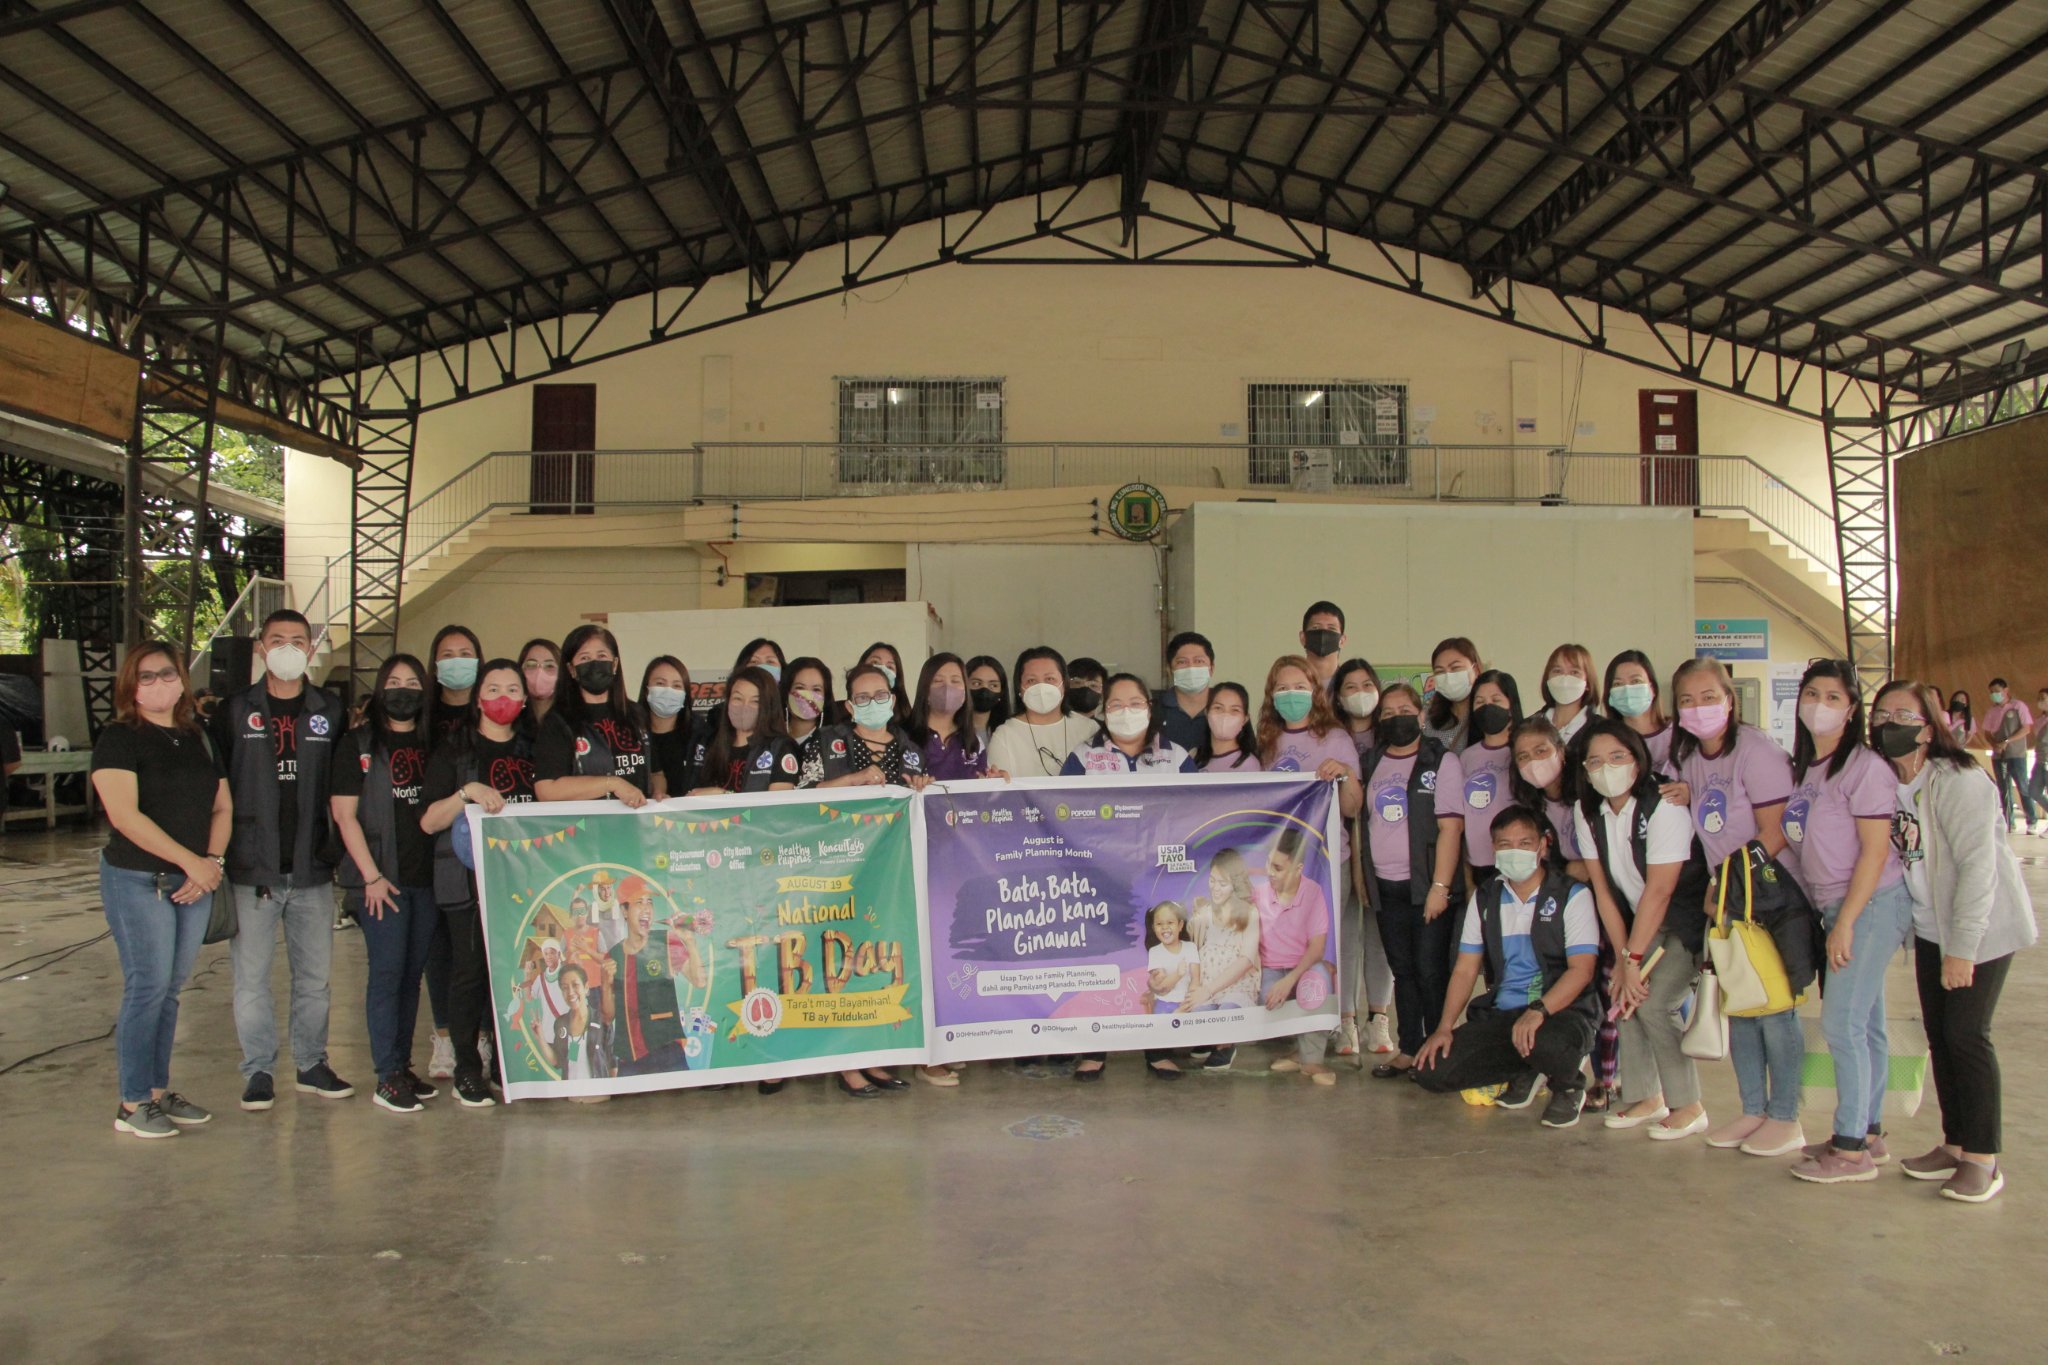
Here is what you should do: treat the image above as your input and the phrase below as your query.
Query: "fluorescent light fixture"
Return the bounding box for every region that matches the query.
[1303,390,1325,407]
[1998,340,2030,369]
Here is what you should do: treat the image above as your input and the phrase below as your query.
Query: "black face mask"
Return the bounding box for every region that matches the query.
[1067,686,1102,714]
[1474,703,1513,735]
[1378,714,1421,747]
[1873,722,1924,759]
[1303,628,1341,658]
[380,687,424,721]
[969,689,997,714]
[574,660,616,695]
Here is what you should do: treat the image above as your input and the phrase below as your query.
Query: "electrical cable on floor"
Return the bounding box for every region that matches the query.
[0,931,111,977]
[0,1024,115,1076]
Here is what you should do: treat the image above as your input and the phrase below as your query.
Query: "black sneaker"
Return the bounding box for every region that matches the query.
[373,1074,422,1114]
[404,1068,439,1101]
[1202,1045,1236,1071]
[1497,1069,1542,1109]
[453,1072,496,1108]
[295,1062,355,1100]
[1541,1084,1587,1129]
[240,1072,276,1111]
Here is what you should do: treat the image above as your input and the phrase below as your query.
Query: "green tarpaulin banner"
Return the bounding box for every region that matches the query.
[475,791,929,1098]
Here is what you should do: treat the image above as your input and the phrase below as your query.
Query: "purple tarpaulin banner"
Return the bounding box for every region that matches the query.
[922,773,1344,1063]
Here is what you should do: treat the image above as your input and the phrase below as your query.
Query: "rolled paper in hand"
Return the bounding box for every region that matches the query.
[1606,945,1668,1020]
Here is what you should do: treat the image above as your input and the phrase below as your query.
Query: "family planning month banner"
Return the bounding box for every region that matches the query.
[922,774,1343,1063]
[473,791,930,1099]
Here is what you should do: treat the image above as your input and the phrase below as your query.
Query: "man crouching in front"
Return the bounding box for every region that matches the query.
[1415,803,1599,1129]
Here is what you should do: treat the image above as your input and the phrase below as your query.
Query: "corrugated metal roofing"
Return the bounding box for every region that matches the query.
[0,0,2041,401]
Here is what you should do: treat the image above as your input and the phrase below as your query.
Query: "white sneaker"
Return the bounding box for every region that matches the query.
[1363,1013,1395,1055]
[427,1034,455,1081]
[1333,1019,1360,1057]
[479,1031,496,1076]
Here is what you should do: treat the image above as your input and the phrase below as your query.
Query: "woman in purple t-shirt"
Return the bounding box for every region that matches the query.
[1195,682,1261,773]
[1457,670,1524,881]
[1670,656,1804,1157]
[1604,649,1677,776]
[1783,660,1913,1184]
[1257,657,1362,1075]
[1332,658,1396,1056]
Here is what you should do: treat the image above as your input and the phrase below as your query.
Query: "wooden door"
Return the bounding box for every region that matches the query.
[530,383,597,514]
[1638,389,1700,508]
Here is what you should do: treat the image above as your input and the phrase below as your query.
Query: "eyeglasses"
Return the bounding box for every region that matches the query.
[849,691,892,706]
[1581,754,1634,771]
[1104,703,1149,715]
[1869,709,1926,726]
[136,666,180,685]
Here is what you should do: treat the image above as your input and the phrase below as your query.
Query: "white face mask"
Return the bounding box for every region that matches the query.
[1021,682,1065,715]
[1434,669,1474,703]
[1518,754,1563,788]
[1494,848,1542,883]
[1799,699,1849,737]
[1341,688,1379,719]
[1589,761,1636,799]
[264,643,308,683]
[1548,674,1587,706]
[1106,708,1150,741]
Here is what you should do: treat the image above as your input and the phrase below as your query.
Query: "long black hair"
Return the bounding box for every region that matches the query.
[909,652,980,754]
[1573,717,1661,832]
[1465,668,1524,749]
[556,623,641,734]
[1602,649,1667,728]
[1193,681,1256,769]
[858,640,914,723]
[361,652,428,734]
[1791,657,1868,784]
[1090,672,1165,752]
[728,637,785,683]
[964,653,1012,728]
[638,655,690,724]
[426,624,483,737]
[782,656,837,729]
[1425,635,1481,734]
[701,665,788,784]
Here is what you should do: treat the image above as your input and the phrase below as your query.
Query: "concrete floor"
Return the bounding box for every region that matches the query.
[3,826,2046,1364]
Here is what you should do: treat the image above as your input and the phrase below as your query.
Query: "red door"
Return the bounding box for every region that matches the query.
[1638,389,1700,508]
[530,384,597,514]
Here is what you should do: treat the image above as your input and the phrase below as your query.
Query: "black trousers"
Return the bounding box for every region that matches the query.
[1375,877,1454,1056]
[1074,1051,1173,1065]
[1414,1006,1596,1094]
[1915,938,2011,1154]
[442,902,496,1082]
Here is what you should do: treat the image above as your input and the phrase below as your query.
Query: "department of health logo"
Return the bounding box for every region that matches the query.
[1106,482,1167,541]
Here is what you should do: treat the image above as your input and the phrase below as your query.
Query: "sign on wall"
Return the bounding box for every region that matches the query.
[1695,617,1770,660]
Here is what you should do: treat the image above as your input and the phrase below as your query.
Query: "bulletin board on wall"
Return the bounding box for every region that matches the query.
[1895,411,2048,696]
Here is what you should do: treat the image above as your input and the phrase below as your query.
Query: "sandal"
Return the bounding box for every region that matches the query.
[1370,1061,1414,1080]
[919,1066,960,1088]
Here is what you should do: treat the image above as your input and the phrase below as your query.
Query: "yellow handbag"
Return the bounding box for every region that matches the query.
[1707,854,1802,1018]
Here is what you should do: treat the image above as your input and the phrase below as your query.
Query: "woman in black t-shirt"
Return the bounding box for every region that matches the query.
[533,624,651,806]
[89,642,230,1140]
[330,654,440,1114]
[689,667,800,795]
[421,660,536,1105]
[639,655,694,799]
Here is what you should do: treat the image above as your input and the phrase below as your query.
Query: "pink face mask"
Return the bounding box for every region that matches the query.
[136,679,184,715]
[1518,754,1563,788]
[523,666,557,700]
[932,683,966,713]
[789,690,822,720]
[1679,702,1731,740]
[1798,700,1849,736]
[1207,712,1246,742]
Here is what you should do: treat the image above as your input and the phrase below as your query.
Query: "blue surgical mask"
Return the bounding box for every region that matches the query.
[852,698,894,729]
[436,656,478,690]
[875,664,898,689]
[1172,666,1211,694]
[759,663,782,683]
[1608,681,1654,717]
[1495,848,1542,882]
[646,686,687,718]
[1273,689,1313,724]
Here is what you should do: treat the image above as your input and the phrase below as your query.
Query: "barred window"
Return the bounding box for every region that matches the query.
[836,376,1005,486]
[1247,380,1408,486]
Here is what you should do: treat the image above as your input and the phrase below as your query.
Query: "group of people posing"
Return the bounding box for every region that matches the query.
[88,605,2035,1204]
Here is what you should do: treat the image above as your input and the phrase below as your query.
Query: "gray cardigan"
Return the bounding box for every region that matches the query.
[1916,760,2038,963]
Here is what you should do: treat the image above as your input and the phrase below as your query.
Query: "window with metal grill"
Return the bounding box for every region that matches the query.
[835,377,1005,485]
[1246,380,1408,486]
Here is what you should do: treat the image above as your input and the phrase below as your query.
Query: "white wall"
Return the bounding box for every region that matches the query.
[1181,502,1696,694]
[396,546,707,661]
[608,600,935,689]
[908,542,1163,682]
[282,445,353,619]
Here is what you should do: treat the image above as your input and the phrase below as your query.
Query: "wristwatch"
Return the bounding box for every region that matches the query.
[1529,1000,1552,1019]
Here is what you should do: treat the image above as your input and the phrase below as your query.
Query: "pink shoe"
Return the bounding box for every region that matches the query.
[1741,1119,1807,1157]
[1790,1146,1880,1183]
[1706,1114,1766,1149]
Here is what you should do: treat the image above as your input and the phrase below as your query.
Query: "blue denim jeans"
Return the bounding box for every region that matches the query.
[1729,1008,1804,1121]
[359,884,439,1077]
[1993,755,2038,827]
[101,860,211,1104]
[229,881,335,1079]
[1819,881,1915,1142]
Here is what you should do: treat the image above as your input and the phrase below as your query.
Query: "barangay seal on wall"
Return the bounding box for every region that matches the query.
[1106,482,1167,541]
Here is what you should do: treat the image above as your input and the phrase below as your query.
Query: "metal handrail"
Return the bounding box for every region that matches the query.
[398,443,1840,581]
[192,575,290,681]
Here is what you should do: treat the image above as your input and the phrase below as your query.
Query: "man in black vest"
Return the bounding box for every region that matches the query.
[213,609,351,1110]
[1415,803,1600,1128]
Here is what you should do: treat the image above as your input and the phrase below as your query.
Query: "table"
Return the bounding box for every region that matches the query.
[4,749,95,830]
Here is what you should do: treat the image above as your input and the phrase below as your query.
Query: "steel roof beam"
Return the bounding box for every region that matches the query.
[1116,0,1204,236]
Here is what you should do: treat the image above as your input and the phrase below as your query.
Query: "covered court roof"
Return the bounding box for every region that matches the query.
[2,0,2044,425]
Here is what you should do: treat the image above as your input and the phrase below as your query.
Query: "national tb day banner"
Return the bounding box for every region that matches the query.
[472,791,929,1098]
[921,774,1342,1062]
[470,774,1340,1097]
